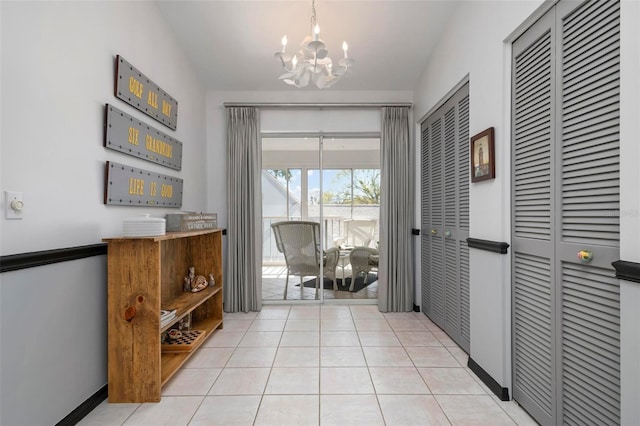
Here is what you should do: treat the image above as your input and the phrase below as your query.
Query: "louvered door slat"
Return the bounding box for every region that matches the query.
[458,96,469,230]
[563,0,618,45]
[563,133,618,155]
[444,108,456,229]
[420,82,469,352]
[443,103,459,341]
[515,142,550,162]
[512,2,620,425]
[430,119,443,227]
[430,232,445,324]
[563,108,619,132]
[563,0,612,29]
[511,11,556,424]
[514,31,552,242]
[563,80,618,113]
[563,65,619,104]
[444,239,459,336]
[421,238,431,316]
[565,36,619,76]
[561,264,620,426]
[513,252,553,417]
[459,241,470,347]
[429,117,445,326]
[559,1,621,424]
[516,96,551,125]
[421,125,432,317]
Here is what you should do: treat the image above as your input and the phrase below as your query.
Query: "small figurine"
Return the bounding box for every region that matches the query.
[208,273,215,287]
[168,329,182,340]
[183,266,195,292]
[191,274,208,292]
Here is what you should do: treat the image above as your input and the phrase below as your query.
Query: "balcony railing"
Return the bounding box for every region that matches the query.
[263,207,379,264]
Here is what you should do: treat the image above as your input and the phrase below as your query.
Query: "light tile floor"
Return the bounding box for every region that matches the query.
[80,305,537,426]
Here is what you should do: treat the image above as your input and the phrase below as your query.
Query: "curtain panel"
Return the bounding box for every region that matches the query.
[379,106,415,312]
[225,107,262,312]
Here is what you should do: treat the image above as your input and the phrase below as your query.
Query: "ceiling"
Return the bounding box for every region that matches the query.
[155,0,457,92]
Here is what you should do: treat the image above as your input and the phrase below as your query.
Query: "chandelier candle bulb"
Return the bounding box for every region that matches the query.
[274,0,353,88]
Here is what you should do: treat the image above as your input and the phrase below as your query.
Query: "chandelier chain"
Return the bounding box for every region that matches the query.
[310,0,317,33]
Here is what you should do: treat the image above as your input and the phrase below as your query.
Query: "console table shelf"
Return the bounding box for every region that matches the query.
[103,229,224,403]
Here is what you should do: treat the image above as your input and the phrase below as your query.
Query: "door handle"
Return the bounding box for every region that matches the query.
[444,230,451,238]
[431,229,437,235]
[577,250,593,263]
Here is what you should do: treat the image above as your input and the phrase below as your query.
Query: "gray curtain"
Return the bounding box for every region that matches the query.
[378,107,415,312]
[226,107,262,312]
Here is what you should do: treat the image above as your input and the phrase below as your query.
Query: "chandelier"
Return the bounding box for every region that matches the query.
[274,0,354,89]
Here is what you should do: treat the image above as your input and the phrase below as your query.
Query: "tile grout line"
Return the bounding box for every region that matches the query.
[253,305,290,425]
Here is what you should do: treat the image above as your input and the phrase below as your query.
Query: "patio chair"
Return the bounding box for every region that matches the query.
[349,246,379,291]
[271,221,340,299]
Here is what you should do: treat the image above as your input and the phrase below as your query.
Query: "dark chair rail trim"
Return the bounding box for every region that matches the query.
[466,238,510,254]
[612,260,640,284]
[468,357,510,401]
[0,243,107,273]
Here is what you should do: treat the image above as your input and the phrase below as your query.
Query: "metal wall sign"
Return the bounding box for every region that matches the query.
[104,104,183,171]
[114,55,178,130]
[104,161,183,207]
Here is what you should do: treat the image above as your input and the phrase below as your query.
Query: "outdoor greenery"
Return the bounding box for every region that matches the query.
[269,169,292,183]
[268,168,380,205]
[328,169,380,205]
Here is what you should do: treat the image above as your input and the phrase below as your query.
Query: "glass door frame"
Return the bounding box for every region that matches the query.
[261,131,380,305]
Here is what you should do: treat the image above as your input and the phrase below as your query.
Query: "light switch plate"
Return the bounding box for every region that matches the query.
[5,191,24,220]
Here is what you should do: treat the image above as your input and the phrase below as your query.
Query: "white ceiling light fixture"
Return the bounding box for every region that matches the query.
[274,0,354,89]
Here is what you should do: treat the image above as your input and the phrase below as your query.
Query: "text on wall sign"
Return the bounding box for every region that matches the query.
[104,161,183,207]
[114,55,178,130]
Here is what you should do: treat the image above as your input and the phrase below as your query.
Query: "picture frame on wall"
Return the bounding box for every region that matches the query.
[470,127,495,183]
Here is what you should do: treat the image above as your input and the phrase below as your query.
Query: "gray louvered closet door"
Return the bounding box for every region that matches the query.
[511,1,620,425]
[421,83,470,352]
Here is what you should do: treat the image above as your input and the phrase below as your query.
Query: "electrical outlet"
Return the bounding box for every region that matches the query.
[5,191,24,220]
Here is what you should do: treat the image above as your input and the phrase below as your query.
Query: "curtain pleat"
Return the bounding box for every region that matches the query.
[378,107,414,312]
[225,107,262,312]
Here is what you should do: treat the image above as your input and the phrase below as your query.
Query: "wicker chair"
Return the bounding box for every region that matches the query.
[349,246,379,291]
[271,221,340,299]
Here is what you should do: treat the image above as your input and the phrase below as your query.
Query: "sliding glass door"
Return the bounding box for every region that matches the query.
[261,135,380,302]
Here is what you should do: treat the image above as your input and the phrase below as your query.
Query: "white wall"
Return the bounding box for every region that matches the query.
[0,2,207,424]
[0,1,207,256]
[1,258,107,426]
[619,1,640,423]
[413,0,543,390]
[413,2,640,423]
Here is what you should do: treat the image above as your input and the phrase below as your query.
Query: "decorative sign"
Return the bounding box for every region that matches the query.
[104,161,183,207]
[114,55,178,130]
[105,104,183,171]
[166,213,217,232]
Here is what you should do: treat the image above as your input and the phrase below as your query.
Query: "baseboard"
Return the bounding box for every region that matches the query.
[55,385,107,426]
[467,357,510,401]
